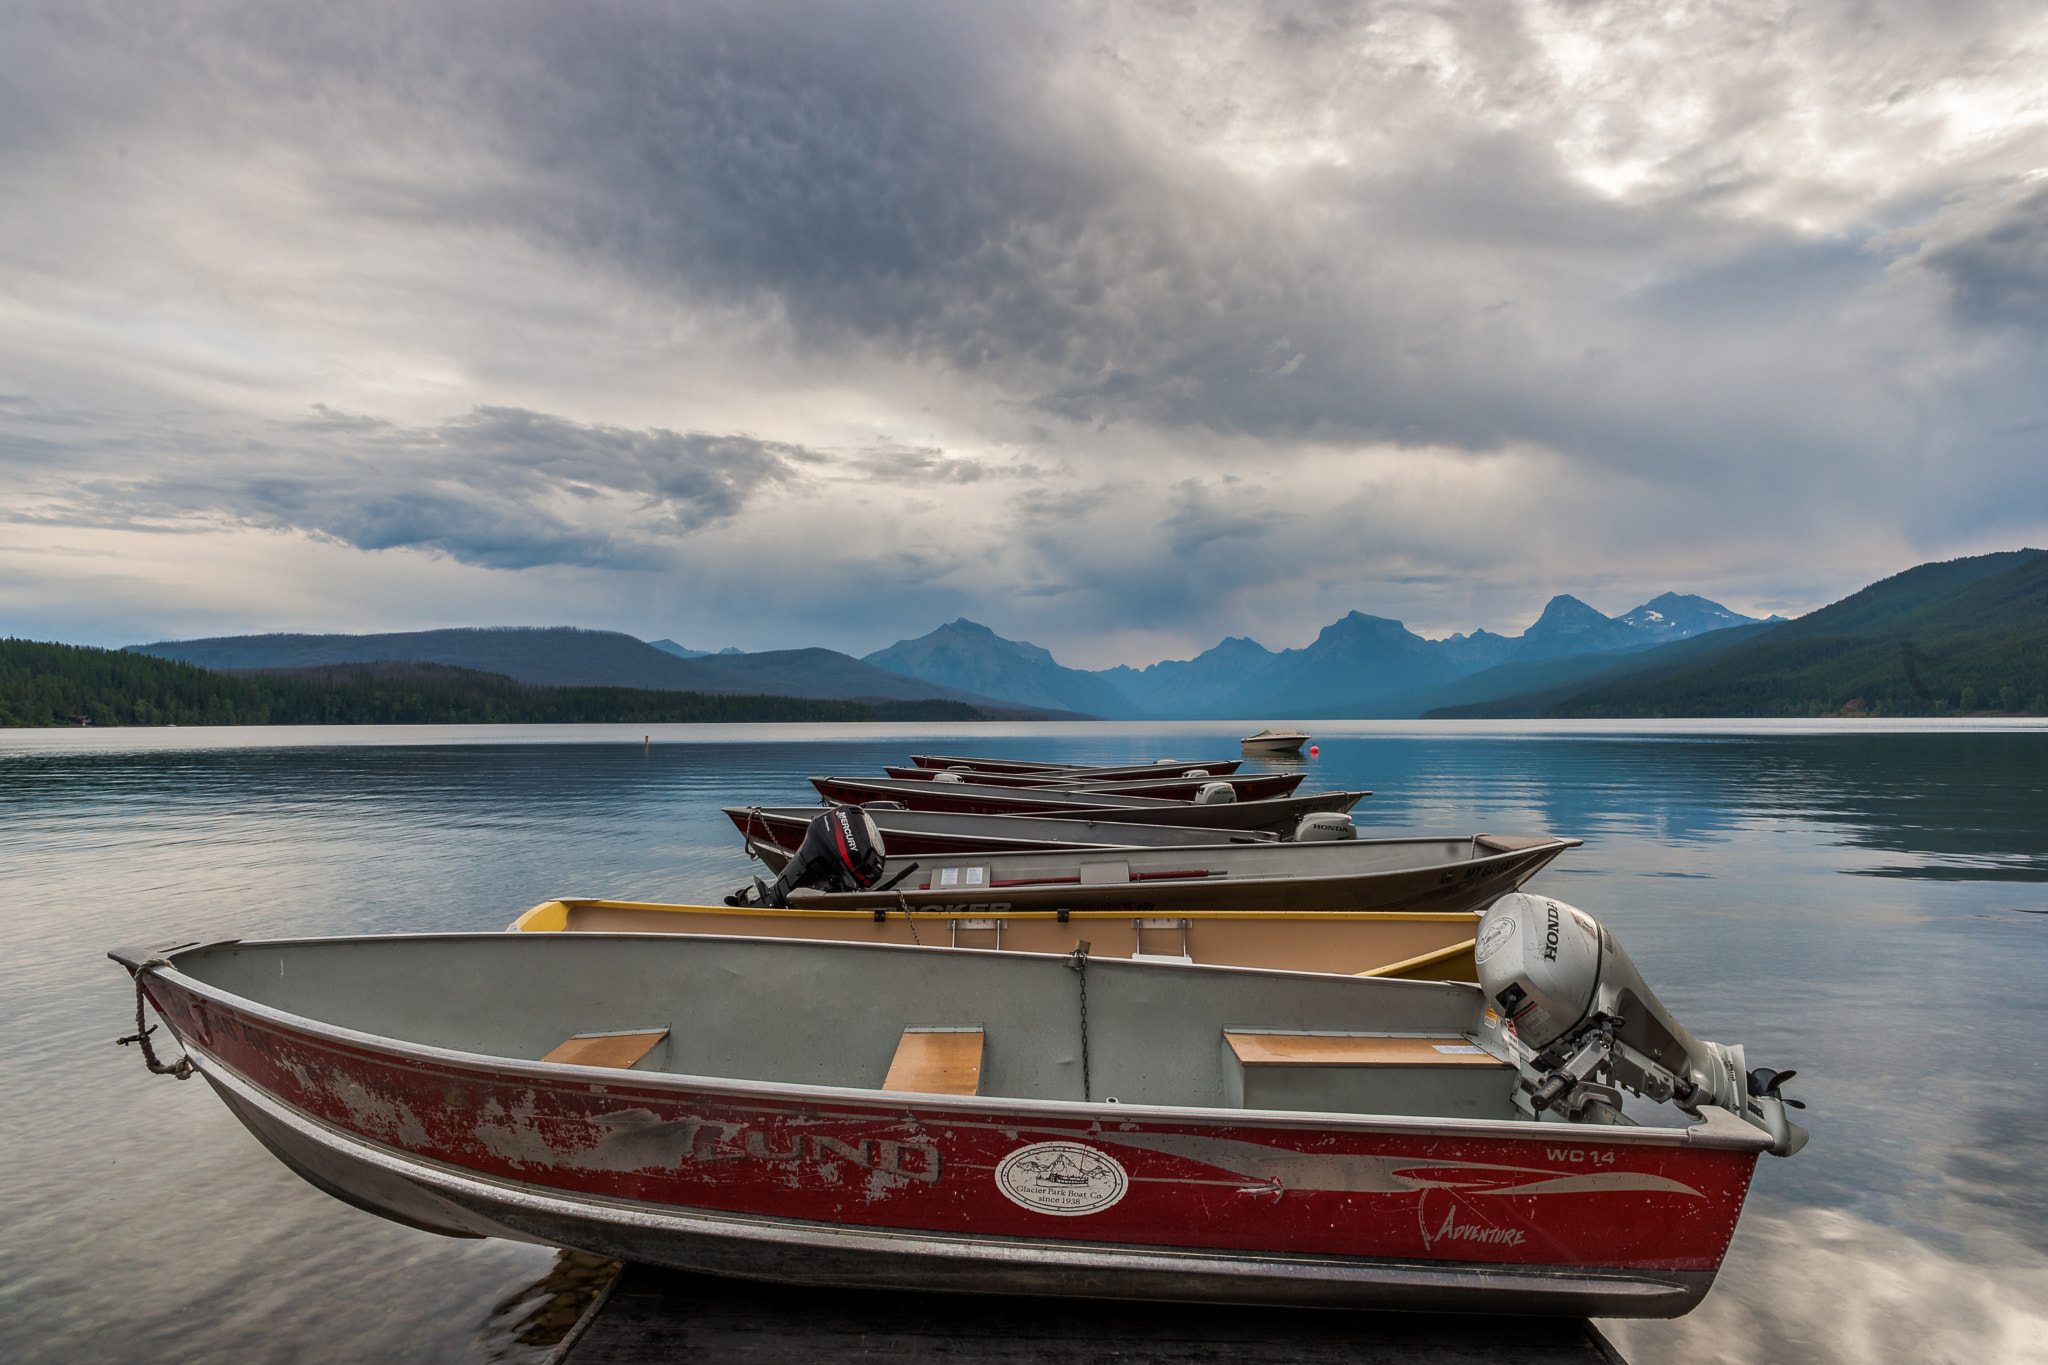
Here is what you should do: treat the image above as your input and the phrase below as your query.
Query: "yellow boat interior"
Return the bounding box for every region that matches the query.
[512,898,1479,981]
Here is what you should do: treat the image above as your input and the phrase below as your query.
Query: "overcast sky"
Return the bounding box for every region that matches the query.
[4,0,2045,667]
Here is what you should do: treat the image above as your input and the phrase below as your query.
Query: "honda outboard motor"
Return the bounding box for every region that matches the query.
[726,808,888,908]
[1194,781,1236,805]
[1293,812,1356,842]
[1475,892,1808,1157]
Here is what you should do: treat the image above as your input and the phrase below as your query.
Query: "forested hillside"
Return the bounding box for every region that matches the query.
[0,641,977,727]
[1541,550,2048,717]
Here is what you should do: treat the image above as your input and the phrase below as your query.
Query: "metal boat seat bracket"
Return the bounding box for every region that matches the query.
[1132,917,1192,962]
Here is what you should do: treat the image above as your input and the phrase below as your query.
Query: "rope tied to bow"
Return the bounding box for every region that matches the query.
[116,959,196,1080]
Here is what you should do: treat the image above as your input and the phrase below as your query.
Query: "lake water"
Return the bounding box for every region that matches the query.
[3,719,2045,1364]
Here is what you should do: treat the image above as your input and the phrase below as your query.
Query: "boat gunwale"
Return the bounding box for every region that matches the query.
[112,934,1771,1154]
[512,897,1490,929]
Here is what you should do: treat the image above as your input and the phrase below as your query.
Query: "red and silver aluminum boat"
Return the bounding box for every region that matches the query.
[909,755,1243,776]
[110,893,1803,1317]
[879,768,1304,801]
[725,806,1281,861]
[808,777,1364,832]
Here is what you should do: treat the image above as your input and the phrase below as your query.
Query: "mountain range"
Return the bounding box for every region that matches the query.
[130,628,1082,719]
[859,591,1771,720]
[1487,548,2048,719]
[122,554,2041,719]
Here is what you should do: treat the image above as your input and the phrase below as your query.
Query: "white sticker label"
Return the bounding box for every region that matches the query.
[994,1142,1129,1216]
[940,867,958,887]
[1475,916,1517,965]
[1433,1044,1488,1054]
[965,867,984,886]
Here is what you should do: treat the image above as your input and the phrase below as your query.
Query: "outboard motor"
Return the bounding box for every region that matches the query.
[932,771,966,784]
[726,808,888,908]
[1475,892,1809,1157]
[1293,812,1356,842]
[1194,781,1237,805]
[1182,769,1211,778]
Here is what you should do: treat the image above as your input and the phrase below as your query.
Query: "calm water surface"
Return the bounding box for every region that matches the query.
[3,720,2045,1363]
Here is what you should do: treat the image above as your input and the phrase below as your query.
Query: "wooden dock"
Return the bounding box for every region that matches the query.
[552,1265,1630,1363]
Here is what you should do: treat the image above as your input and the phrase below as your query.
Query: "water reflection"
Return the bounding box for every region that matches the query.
[1605,1204,2048,1365]
[480,1250,623,1357]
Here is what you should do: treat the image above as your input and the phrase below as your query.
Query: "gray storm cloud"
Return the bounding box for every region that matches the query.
[1,0,2045,655]
[6,403,808,571]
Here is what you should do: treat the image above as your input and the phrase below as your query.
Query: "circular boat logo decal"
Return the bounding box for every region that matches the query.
[1476,915,1518,964]
[995,1142,1129,1216]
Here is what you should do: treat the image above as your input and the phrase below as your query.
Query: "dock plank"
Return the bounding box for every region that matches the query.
[558,1265,1628,1363]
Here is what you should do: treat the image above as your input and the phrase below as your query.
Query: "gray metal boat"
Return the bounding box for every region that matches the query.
[731,831,1582,918]
[807,776,1368,833]
[725,805,1282,862]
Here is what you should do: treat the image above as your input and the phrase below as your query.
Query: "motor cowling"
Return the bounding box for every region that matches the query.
[1293,812,1356,842]
[1474,892,1808,1157]
[727,808,888,908]
[1194,781,1237,805]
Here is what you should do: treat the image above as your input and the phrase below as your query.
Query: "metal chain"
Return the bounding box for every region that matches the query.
[115,960,196,1080]
[895,891,921,946]
[742,806,766,862]
[1068,939,1092,1101]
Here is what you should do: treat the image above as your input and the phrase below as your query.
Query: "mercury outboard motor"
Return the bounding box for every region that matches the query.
[1194,781,1237,805]
[726,808,888,908]
[1475,892,1809,1157]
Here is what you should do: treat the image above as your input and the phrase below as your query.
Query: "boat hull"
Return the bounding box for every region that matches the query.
[204,1061,1715,1315]
[809,778,1368,832]
[909,755,1244,776]
[879,768,1307,801]
[724,806,1278,860]
[119,940,1766,1318]
[776,835,1580,921]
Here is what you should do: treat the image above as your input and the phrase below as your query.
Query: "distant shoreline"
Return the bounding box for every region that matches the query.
[1,639,1004,729]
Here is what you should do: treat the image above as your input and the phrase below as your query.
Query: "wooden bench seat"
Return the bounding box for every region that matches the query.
[882,1027,984,1096]
[1225,1032,1504,1067]
[1223,1031,1514,1119]
[542,1028,670,1070]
